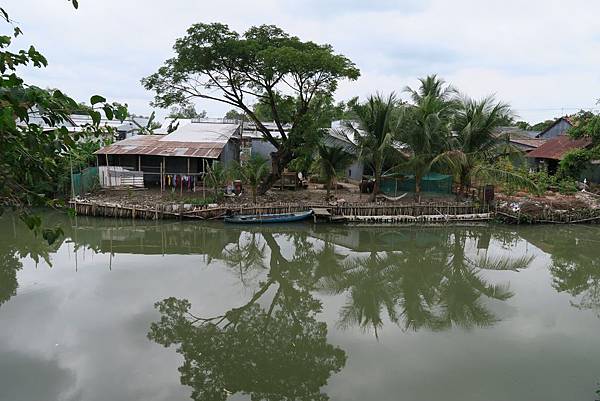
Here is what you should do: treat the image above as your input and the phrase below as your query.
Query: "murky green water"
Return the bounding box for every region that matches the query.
[1,212,600,401]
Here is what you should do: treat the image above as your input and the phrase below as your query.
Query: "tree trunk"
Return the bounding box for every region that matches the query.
[258,148,294,195]
[415,174,422,203]
[326,179,331,199]
[370,161,381,202]
[252,186,257,203]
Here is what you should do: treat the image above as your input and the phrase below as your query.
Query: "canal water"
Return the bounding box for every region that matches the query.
[1,212,599,401]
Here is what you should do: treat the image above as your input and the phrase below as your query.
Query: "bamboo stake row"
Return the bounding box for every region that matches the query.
[69,199,492,222]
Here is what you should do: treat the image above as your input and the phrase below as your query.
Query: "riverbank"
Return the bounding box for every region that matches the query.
[495,191,600,224]
[69,187,600,224]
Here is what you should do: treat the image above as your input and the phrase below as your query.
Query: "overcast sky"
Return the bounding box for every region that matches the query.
[5,0,600,123]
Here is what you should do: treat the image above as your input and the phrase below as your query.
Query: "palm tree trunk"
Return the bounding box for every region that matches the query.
[252,187,257,203]
[326,179,331,199]
[370,161,381,202]
[415,174,422,202]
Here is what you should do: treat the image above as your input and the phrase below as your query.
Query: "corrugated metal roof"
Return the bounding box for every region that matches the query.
[95,131,232,159]
[159,121,239,143]
[526,135,591,160]
[509,138,547,149]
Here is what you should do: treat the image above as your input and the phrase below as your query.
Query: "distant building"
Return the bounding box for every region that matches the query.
[27,110,152,140]
[95,119,241,189]
[324,121,364,181]
[535,117,574,139]
[240,121,284,161]
[526,135,592,174]
[493,126,545,154]
[526,116,593,175]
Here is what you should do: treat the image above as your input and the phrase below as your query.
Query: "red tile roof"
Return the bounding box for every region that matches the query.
[526,135,592,160]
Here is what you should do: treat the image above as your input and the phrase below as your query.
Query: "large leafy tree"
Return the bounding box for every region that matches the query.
[142,23,359,192]
[0,4,126,243]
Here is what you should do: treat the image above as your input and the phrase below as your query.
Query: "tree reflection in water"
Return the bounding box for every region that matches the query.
[148,226,537,399]
[530,226,600,317]
[0,215,58,307]
[149,230,347,401]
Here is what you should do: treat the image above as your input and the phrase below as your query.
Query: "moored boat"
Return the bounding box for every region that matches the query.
[224,210,313,224]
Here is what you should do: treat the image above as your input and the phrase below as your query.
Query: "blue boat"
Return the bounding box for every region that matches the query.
[224,210,313,224]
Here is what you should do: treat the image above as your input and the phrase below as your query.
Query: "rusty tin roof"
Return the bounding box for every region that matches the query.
[526,135,592,160]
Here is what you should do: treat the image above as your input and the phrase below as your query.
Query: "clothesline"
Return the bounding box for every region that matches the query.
[164,174,196,192]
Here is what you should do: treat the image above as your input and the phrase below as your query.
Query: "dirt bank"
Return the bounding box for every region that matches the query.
[495,191,600,223]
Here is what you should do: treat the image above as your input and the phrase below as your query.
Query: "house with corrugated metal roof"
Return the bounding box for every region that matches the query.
[95,119,241,189]
[524,116,592,175]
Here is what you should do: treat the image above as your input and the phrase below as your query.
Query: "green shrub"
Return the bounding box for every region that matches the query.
[559,148,592,179]
[557,179,578,195]
[527,170,556,196]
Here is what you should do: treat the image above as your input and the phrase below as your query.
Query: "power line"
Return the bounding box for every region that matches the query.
[515,106,599,111]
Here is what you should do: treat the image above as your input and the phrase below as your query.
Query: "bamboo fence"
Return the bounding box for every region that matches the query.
[69,199,494,223]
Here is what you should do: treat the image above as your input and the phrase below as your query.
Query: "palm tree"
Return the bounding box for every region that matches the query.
[236,154,270,203]
[131,111,158,135]
[438,95,533,197]
[205,161,229,198]
[346,93,399,201]
[316,143,354,199]
[399,75,457,200]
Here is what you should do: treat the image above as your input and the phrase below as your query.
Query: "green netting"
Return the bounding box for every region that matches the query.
[380,173,453,195]
[71,167,98,196]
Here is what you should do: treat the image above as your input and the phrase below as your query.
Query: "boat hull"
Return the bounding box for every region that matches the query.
[224,210,313,224]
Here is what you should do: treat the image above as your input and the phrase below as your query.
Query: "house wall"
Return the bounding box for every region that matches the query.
[323,134,363,181]
[251,139,278,159]
[579,165,600,184]
[219,139,240,166]
[346,160,364,181]
[539,120,572,139]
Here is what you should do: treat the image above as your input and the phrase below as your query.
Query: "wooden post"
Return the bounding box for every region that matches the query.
[202,159,206,199]
[105,154,111,188]
[187,158,190,193]
[160,161,163,193]
[163,156,166,193]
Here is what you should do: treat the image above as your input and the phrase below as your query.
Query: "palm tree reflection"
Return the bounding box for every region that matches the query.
[317,229,532,336]
[148,226,534,399]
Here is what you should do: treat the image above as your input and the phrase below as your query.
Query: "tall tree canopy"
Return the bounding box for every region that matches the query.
[142,23,359,192]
